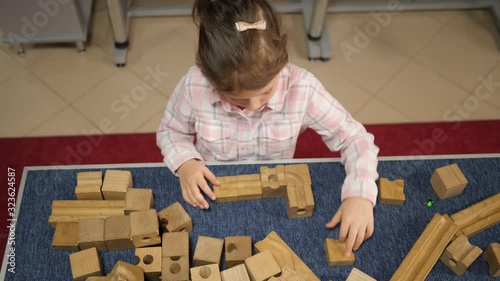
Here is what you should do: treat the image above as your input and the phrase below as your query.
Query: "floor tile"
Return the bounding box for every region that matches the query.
[353,97,411,124]
[0,48,25,84]
[72,69,168,134]
[29,46,118,102]
[28,106,100,137]
[377,61,470,122]
[136,110,164,133]
[480,61,500,108]
[415,14,500,91]
[327,36,411,93]
[0,71,67,137]
[309,63,372,113]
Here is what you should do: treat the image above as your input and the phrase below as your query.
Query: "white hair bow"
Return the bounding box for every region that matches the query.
[235,20,267,32]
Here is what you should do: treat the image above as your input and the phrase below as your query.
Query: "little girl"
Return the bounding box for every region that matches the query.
[157,0,379,257]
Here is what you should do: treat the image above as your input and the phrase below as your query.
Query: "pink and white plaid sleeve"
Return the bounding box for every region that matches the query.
[303,74,380,206]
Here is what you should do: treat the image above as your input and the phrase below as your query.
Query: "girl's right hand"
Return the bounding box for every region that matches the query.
[176,159,219,209]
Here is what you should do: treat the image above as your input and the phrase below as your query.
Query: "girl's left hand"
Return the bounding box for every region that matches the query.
[325,197,374,257]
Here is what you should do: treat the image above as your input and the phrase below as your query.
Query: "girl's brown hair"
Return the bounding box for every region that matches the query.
[193,0,288,94]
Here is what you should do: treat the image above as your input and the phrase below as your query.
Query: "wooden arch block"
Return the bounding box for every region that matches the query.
[440,234,482,276]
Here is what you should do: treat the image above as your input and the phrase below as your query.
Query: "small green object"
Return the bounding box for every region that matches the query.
[425,199,434,207]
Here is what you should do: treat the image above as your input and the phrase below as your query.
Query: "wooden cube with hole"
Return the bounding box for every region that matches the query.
[191,264,222,281]
[483,243,500,277]
[129,209,161,248]
[102,170,133,200]
[324,238,355,266]
[78,218,107,252]
[260,165,287,198]
[430,164,468,199]
[440,234,482,276]
[157,201,193,232]
[124,188,154,215]
[69,247,103,281]
[378,178,405,205]
[284,164,314,218]
[75,171,103,200]
[162,255,190,281]
[225,236,252,269]
[193,236,224,266]
[135,247,162,281]
[108,260,145,281]
[245,250,281,281]
[221,263,251,281]
[162,232,189,257]
[52,222,80,251]
[104,215,134,251]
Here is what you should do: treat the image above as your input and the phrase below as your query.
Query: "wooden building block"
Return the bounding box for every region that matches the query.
[52,222,79,251]
[125,188,154,215]
[191,264,222,281]
[49,200,125,227]
[440,234,482,276]
[346,268,376,281]
[162,255,190,281]
[193,236,224,266]
[157,201,193,232]
[129,209,161,247]
[324,238,355,266]
[135,247,162,281]
[109,260,144,281]
[430,164,468,199]
[483,243,500,277]
[450,193,500,237]
[378,178,405,205]
[245,250,281,281]
[221,264,251,281]
[260,165,287,198]
[78,218,107,252]
[390,213,458,281]
[104,215,134,251]
[86,277,109,281]
[75,171,103,200]
[284,164,314,218]
[69,247,103,281]
[102,170,133,200]
[268,265,305,281]
[162,232,189,257]
[225,236,252,269]
[254,231,319,281]
[214,185,239,203]
[214,174,262,202]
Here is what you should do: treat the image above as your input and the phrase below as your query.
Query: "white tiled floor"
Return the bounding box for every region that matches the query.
[1,4,500,138]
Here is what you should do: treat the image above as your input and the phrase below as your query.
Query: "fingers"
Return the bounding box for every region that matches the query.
[352,227,366,252]
[343,225,356,257]
[326,209,342,229]
[201,167,217,201]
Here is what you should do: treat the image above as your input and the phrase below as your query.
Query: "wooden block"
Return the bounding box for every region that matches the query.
[284,164,314,218]
[86,277,109,281]
[483,243,500,277]
[162,255,190,281]
[69,247,103,281]
[102,170,133,200]
[254,231,319,281]
[75,171,103,200]
[109,260,144,281]
[260,165,287,198]
[324,238,355,266]
[214,185,239,203]
[390,213,458,281]
[191,264,222,281]
[225,236,252,269]
[450,193,500,237]
[245,250,281,281]
[214,174,262,202]
[78,218,107,252]
[346,268,376,281]
[104,215,134,251]
[162,232,189,257]
[440,234,482,276]
[157,201,193,232]
[221,264,251,281]
[49,200,125,227]
[430,164,468,199]
[52,222,80,251]
[193,236,224,266]
[268,265,305,281]
[135,247,162,281]
[125,188,154,215]
[378,178,405,205]
[129,209,161,247]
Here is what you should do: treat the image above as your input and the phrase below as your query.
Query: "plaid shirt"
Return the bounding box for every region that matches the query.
[157,64,379,205]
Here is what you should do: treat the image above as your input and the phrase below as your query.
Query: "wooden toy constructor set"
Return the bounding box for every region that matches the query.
[49,164,499,280]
